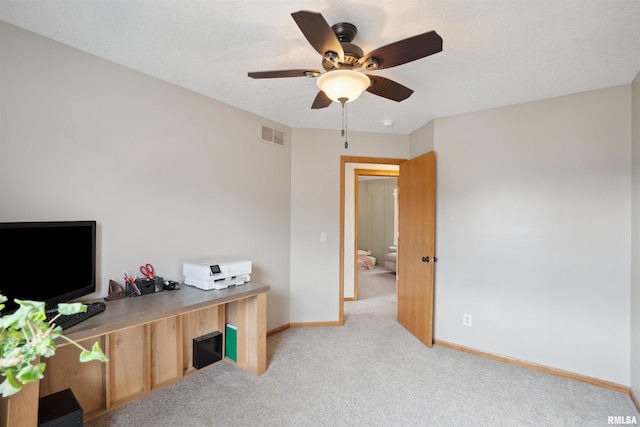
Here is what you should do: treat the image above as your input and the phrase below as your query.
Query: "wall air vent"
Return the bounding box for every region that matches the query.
[260,123,285,147]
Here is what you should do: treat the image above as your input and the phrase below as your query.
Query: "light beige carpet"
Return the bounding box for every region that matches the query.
[85,268,638,426]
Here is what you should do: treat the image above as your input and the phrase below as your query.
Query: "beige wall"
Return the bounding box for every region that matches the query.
[0,22,292,330]
[289,129,408,321]
[631,71,640,399]
[409,119,434,158]
[428,86,632,385]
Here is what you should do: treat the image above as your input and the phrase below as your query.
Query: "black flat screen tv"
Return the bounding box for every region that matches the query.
[0,220,96,313]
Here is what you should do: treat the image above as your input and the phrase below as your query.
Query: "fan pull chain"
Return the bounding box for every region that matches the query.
[339,97,349,149]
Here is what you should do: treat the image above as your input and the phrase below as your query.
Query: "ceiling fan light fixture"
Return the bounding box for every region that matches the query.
[317,70,370,104]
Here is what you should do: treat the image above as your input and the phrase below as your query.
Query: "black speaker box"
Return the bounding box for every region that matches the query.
[193,331,223,369]
[38,388,83,426]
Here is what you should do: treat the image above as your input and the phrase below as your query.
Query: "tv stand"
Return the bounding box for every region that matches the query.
[1,282,269,426]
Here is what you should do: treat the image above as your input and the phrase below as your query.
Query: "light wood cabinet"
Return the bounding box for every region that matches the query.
[1,283,269,426]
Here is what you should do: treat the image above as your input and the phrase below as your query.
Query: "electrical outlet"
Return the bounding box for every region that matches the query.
[463,313,472,327]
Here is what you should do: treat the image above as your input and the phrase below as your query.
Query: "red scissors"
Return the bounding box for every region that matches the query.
[140,263,155,278]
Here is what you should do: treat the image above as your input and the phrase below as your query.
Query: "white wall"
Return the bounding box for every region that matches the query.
[290,129,408,322]
[0,22,291,330]
[631,72,640,399]
[429,86,632,385]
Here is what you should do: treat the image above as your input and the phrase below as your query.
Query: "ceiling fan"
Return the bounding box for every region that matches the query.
[248,10,443,109]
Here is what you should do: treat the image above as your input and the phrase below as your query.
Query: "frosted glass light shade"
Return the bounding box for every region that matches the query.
[317,70,370,103]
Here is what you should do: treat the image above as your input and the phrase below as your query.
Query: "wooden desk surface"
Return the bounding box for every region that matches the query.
[61,282,270,343]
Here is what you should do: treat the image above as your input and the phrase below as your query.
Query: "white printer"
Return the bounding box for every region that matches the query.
[183,257,251,290]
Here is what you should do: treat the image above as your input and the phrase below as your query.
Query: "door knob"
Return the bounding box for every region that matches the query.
[422,256,430,262]
[433,257,438,262]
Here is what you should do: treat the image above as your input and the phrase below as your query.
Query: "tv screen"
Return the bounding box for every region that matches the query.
[0,221,96,313]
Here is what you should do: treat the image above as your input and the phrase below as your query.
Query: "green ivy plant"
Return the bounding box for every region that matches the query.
[0,294,108,397]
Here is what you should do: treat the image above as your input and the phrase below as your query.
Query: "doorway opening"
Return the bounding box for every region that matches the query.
[354,169,399,301]
[339,156,404,325]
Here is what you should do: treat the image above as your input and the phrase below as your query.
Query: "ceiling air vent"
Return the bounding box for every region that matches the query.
[260,123,285,147]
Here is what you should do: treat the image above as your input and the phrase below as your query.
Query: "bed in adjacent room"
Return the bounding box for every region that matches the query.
[357,250,376,271]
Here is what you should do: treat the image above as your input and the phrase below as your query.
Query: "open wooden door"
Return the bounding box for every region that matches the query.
[397,151,436,347]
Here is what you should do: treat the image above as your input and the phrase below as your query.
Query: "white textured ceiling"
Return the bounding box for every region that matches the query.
[1,1,639,134]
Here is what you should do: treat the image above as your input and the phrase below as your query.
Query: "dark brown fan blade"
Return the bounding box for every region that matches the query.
[248,69,321,79]
[311,91,332,109]
[357,31,442,70]
[365,75,414,102]
[291,11,344,62]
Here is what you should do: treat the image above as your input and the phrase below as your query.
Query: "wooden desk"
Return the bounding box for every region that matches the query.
[2,282,269,425]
